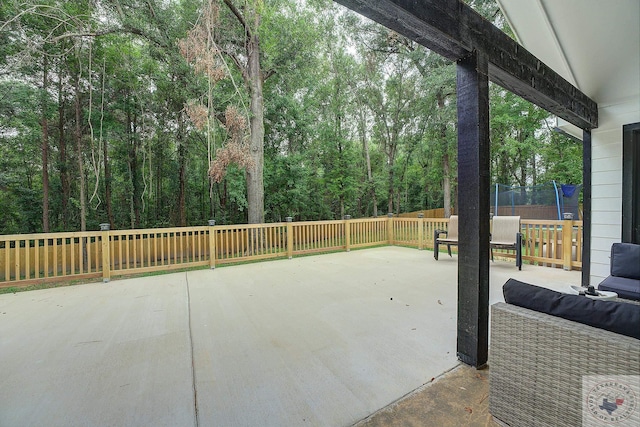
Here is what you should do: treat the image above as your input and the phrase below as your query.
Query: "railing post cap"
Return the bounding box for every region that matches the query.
[387,213,394,218]
[563,213,574,220]
[285,217,293,222]
[99,223,110,231]
[417,213,424,218]
[344,215,351,220]
[208,219,216,226]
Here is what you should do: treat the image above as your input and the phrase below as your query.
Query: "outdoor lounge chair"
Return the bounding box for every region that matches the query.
[434,215,458,260]
[490,215,522,270]
[490,280,640,427]
[597,242,640,301]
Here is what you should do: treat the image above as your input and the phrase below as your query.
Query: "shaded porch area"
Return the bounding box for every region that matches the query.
[0,247,580,426]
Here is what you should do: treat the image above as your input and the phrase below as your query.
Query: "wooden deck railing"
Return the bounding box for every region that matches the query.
[0,217,584,288]
[520,219,583,270]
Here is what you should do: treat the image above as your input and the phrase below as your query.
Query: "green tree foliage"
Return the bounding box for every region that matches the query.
[0,0,583,234]
[490,89,548,186]
[0,81,42,232]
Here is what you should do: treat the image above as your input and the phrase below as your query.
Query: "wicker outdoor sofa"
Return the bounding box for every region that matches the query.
[489,282,640,427]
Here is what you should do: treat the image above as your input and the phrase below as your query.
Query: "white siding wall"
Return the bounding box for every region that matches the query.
[590,98,640,285]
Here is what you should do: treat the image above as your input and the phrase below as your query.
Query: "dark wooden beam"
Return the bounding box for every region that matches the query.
[456,51,490,368]
[333,0,598,130]
[581,129,592,287]
[333,0,466,61]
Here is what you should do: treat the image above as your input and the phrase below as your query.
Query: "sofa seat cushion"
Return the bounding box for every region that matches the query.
[503,278,640,339]
[598,275,640,301]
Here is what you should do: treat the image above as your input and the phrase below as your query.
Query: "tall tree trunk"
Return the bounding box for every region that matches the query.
[174,110,187,227]
[126,108,134,228]
[359,110,377,217]
[387,167,394,214]
[453,175,458,215]
[177,136,187,227]
[438,93,453,218]
[532,156,537,185]
[156,136,163,223]
[103,138,114,227]
[126,107,141,229]
[74,77,86,232]
[219,180,228,217]
[443,151,451,218]
[246,32,265,224]
[133,114,141,228]
[58,70,69,229]
[41,55,50,232]
[387,140,396,214]
[74,71,88,268]
[128,161,135,229]
[210,176,215,219]
[369,163,377,217]
[219,1,265,224]
[384,124,397,215]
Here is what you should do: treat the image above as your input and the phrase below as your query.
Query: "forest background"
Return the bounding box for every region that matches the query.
[0,0,582,234]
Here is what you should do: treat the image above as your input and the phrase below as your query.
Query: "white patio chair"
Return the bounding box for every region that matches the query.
[490,215,522,270]
[434,215,458,260]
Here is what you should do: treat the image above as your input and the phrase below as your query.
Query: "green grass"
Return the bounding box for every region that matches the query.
[0,264,212,295]
[0,278,102,295]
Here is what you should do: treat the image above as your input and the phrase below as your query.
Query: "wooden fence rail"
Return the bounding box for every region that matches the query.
[0,217,584,288]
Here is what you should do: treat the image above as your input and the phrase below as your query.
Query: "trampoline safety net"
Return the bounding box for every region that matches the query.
[490,181,582,220]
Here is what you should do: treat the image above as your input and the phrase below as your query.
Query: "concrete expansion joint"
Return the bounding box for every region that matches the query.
[186,272,200,427]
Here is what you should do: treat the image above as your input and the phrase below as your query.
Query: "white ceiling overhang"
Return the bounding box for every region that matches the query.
[496,0,640,109]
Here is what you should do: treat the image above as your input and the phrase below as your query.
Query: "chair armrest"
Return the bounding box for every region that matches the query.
[434,229,448,237]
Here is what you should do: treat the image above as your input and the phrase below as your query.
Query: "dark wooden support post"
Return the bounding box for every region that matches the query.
[581,129,592,287]
[622,123,640,244]
[456,51,490,368]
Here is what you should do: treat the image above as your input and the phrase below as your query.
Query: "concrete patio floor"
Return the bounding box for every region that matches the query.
[0,246,580,427]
